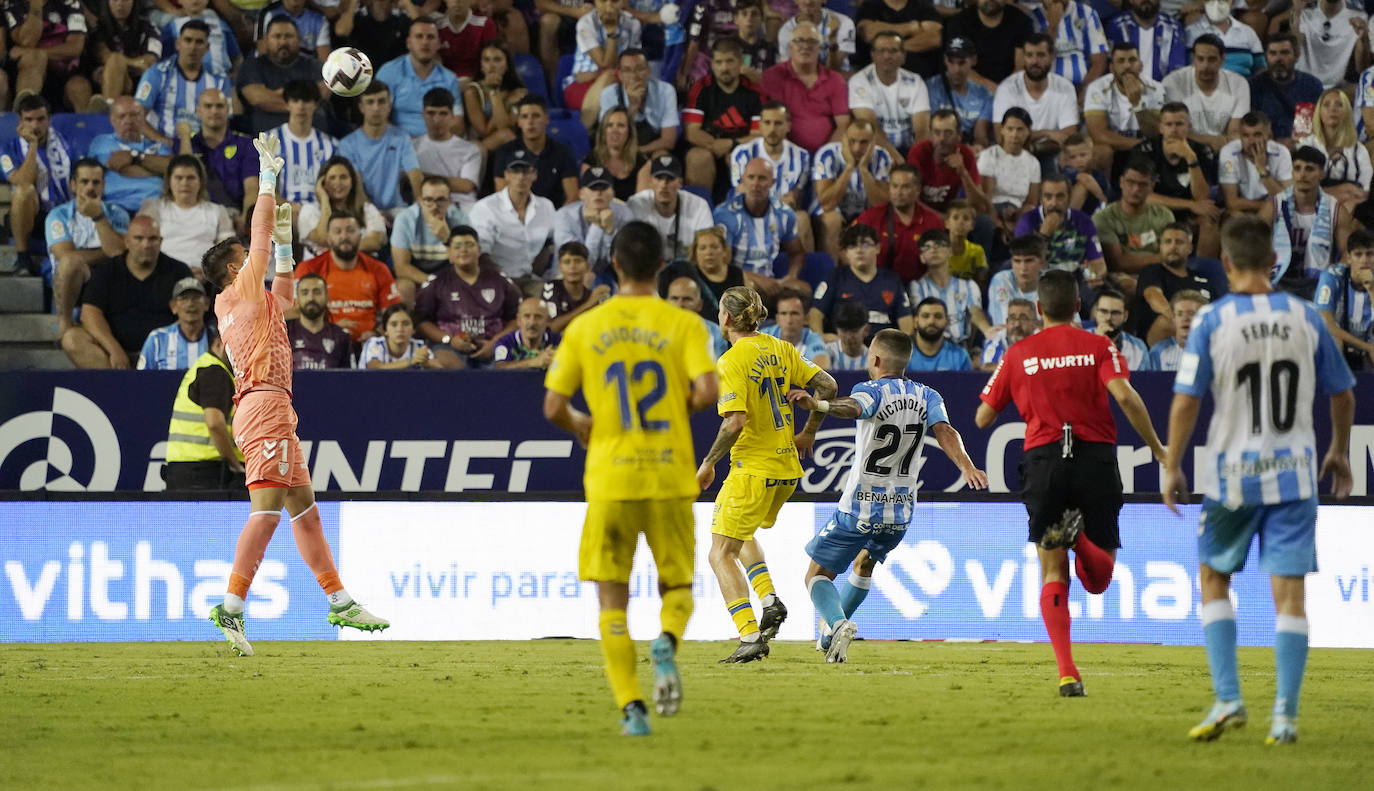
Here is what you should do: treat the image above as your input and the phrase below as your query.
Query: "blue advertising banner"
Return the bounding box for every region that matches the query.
[0,501,340,642]
[1,371,1371,494]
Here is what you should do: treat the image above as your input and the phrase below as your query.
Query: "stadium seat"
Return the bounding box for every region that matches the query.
[554,54,576,110]
[50,113,113,160]
[824,0,857,18]
[548,117,590,163]
[514,53,548,104]
[772,251,836,292]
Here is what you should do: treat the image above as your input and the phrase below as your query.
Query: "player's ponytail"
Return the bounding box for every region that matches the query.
[720,285,767,333]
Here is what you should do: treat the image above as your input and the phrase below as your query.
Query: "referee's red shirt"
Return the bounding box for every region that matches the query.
[979,325,1129,451]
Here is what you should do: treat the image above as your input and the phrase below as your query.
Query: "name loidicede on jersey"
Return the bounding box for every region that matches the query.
[1175,292,1356,507]
[838,378,950,526]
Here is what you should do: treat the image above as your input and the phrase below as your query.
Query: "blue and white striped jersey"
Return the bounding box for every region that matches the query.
[138,323,210,370]
[1026,0,1108,86]
[837,377,950,525]
[712,193,799,275]
[1105,12,1186,84]
[0,130,73,206]
[730,137,811,201]
[1174,291,1356,507]
[134,57,233,137]
[1358,65,1374,143]
[1149,336,1183,371]
[909,274,983,344]
[271,125,338,205]
[1315,263,1373,345]
[811,141,892,219]
[572,11,642,75]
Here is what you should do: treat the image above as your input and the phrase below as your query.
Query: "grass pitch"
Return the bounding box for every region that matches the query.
[2,639,1371,791]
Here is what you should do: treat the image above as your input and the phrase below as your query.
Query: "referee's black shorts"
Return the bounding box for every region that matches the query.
[1019,441,1123,550]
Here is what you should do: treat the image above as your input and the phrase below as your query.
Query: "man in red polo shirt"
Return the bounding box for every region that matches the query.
[975,265,1165,699]
[761,20,849,153]
[853,164,945,284]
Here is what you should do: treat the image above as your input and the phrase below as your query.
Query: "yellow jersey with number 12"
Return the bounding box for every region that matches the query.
[717,332,822,479]
[545,294,715,501]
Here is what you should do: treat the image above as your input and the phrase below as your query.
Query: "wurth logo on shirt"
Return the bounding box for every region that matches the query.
[1022,354,1096,375]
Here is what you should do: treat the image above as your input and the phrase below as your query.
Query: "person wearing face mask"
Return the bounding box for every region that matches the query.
[1185,0,1263,77]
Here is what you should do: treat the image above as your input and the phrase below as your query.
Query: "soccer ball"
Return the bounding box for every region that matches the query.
[322,47,374,98]
[659,3,680,26]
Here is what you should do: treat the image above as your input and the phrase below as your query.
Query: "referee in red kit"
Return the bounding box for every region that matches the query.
[975,244,1167,698]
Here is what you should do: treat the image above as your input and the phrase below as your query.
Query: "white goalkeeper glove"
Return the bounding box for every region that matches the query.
[254,132,283,194]
[273,203,294,274]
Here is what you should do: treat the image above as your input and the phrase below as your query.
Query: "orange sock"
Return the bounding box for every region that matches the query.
[229,511,281,595]
[290,503,342,593]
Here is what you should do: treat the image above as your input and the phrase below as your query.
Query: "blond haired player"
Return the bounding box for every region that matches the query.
[205,133,388,657]
[543,221,719,737]
[698,285,838,663]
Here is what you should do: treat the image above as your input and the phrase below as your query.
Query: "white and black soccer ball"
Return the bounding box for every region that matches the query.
[322,47,374,98]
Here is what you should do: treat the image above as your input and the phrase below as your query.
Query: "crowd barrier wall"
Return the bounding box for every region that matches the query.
[4,501,1371,648]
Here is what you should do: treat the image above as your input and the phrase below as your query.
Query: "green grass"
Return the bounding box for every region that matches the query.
[2,640,1371,790]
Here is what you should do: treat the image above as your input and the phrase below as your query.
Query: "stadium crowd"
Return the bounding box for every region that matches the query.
[3,0,1373,374]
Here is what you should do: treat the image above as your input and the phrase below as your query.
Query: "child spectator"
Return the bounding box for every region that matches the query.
[545,242,610,333]
[1058,132,1110,215]
[944,199,987,284]
[823,300,870,371]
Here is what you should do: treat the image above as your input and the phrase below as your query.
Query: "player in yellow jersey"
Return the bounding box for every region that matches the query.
[543,222,719,736]
[697,286,838,663]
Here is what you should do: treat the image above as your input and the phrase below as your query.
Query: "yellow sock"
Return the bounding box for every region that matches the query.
[598,610,640,709]
[727,597,759,638]
[660,586,694,643]
[745,561,775,600]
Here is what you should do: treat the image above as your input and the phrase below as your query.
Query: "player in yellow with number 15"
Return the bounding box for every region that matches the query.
[698,286,838,663]
[543,222,719,737]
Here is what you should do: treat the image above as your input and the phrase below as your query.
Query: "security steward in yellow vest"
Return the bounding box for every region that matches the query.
[163,329,246,490]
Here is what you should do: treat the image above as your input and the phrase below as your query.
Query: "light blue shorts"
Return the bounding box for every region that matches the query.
[1197,497,1318,577]
[806,511,907,575]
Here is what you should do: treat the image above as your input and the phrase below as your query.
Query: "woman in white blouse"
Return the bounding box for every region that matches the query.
[1300,89,1372,210]
[296,156,388,260]
[358,305,444,369]
[978,107,1042,244]
[137,155,233,274]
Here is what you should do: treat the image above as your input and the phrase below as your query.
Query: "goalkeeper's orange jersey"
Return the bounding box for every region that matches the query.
[215,192,296,401]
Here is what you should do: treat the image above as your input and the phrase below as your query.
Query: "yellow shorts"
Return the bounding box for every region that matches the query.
[579,498,696,588]
[711,472,799,541]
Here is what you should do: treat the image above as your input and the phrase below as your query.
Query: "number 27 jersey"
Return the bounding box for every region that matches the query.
[839,378,949,525]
